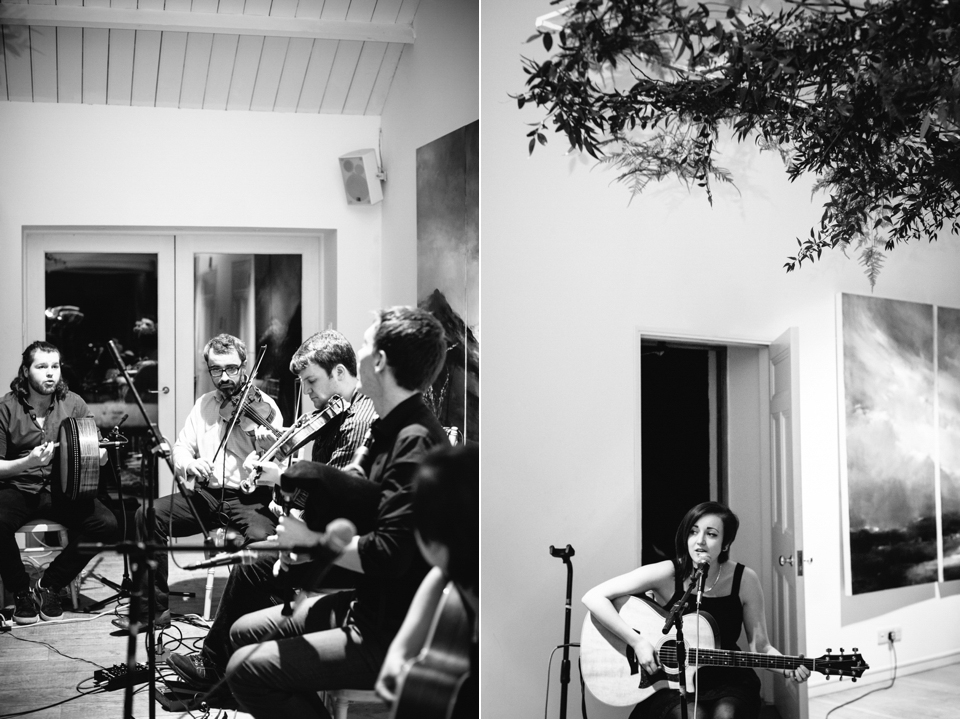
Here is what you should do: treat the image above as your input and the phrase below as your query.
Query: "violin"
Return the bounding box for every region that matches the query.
[220,386,283,442]
[238,395,349,494]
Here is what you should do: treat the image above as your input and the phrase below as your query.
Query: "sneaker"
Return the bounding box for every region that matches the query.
[34,579,63,621]
[13,590,39,625]
[111,608,171,633]
[167,652,224,689]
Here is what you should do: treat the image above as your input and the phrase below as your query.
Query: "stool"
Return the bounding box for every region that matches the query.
[320,689,382,719]
[14,520,80,609]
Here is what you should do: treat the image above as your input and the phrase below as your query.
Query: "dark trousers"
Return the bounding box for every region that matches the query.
[227,591,387,719]
[0,486,118,594]
[135,485,277,612]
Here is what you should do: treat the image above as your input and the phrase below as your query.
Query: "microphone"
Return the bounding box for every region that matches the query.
[183,518,356,571]
[184,551,259,570]
[696,560,710,605]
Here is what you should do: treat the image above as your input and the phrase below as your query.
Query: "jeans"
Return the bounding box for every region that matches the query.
[135,485,277,611]
[0,486,118,593]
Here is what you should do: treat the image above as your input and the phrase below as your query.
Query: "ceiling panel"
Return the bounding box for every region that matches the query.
[56,25,81,102]
[0,0,420,113]
[106,27,134,105]
[29,25,57,102]
[131,29,161,106]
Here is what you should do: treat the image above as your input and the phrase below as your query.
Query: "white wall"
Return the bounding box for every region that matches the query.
[380,0,479,307]
[0,101,382,376]
[481,1,960,717]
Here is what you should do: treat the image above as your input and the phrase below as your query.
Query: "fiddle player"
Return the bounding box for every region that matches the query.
[0,341,117,625]
[114,333,283,631]
[166,329,376,684]
[243,329,377,517]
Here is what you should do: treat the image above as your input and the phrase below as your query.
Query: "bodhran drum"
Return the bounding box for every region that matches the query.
[59,417,100,501]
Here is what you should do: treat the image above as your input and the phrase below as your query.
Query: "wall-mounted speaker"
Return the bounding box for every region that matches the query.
[338,149,383,205]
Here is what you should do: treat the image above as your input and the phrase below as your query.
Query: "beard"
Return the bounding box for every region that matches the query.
[29,375,58,396]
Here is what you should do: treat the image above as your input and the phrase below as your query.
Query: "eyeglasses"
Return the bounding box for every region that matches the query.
[208,365,242,378]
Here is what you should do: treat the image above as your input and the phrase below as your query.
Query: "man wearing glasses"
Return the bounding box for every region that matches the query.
[114,334,283,631]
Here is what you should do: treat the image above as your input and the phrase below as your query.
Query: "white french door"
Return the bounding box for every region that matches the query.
[25,228,330,496]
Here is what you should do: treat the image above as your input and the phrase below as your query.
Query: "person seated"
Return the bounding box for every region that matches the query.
[375,443,478,719]
[169,307,448,719]
[164,329,377,679]
[115,333,284,631]
[582,501,809,719]
[0,341,117,624]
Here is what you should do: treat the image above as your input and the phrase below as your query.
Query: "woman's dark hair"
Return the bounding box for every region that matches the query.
[674,501,740,580]
[413,444,478,590]
[10,341,68,401]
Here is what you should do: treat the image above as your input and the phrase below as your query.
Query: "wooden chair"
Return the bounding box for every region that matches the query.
[320,689,382,719]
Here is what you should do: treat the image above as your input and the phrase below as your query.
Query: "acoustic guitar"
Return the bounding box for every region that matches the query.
[390,582,473,719]
[580,594,869,706]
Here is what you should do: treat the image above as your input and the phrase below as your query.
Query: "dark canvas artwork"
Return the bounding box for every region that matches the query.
[939,307,960,581]
[416,121,480,442]
[841,294,938,594]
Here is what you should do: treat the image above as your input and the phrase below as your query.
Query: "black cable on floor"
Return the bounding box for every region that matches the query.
[824,643,897,719]
[0,631,107,670]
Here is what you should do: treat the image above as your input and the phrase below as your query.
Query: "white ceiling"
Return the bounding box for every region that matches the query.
[0,0,420,113]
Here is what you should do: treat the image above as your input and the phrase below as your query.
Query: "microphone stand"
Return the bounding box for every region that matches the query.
[103,340,215,719]
[84,417,134,611]
[661,563,708,719]
[548,544,577,719]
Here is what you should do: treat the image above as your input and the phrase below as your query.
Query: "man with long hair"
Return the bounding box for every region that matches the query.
[0,341,117,624]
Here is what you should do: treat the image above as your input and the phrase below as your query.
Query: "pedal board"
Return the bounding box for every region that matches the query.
[156,681,238,712]
[93,663,152,691]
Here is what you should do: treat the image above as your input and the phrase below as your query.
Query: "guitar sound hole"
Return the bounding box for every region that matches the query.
[659,640,679,671]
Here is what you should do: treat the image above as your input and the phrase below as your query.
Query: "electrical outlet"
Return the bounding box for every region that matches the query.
[876,627,902,644]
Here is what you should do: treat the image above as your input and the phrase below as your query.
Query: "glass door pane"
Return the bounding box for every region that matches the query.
[193,253,303,422]
[25,232,176,499]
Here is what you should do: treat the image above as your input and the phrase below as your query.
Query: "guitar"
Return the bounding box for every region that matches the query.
[580,594,869,707]
[390,582,473,719]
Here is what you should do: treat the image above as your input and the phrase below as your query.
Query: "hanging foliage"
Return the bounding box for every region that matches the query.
[514,0,960,286]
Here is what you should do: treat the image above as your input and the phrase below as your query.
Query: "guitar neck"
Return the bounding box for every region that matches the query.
[690,648,812,672]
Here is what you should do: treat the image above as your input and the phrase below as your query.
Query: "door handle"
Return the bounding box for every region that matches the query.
[778,554,794,566]
[148,387,170,395]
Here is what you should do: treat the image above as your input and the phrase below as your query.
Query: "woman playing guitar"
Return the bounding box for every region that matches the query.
[583,502,809,719]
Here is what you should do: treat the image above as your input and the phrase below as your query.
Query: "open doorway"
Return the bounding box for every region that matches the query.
[640,340,727,565]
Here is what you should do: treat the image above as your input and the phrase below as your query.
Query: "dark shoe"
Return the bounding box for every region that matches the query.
[34,579,63,621]
[111,608,171,632]
[13,590,39,625]
[167,652,224,689]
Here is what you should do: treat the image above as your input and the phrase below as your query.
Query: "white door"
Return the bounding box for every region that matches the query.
[26,229,330,496]
[769,327,808,719]
[24,231,177,492]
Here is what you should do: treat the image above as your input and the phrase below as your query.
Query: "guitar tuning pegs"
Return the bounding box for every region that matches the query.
[852,647,858,653]
[826,648,832,654]
[839,648,844,653]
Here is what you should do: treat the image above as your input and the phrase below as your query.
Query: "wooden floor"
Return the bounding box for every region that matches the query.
[0,537,389,719]
[808,661,960,719]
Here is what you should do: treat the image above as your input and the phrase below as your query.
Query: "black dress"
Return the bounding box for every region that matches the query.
[628,562,762,719]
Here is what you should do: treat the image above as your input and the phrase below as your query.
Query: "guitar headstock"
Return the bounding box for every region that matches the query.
[813,648,869,680]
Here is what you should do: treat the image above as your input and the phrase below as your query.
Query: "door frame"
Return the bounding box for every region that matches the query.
[24,226,336,496]
[636,327,803,710]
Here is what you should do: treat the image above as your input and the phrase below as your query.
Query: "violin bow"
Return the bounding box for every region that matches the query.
[211,344,268,465]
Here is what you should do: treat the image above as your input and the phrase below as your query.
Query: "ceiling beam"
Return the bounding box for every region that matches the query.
[0,5,415,43]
